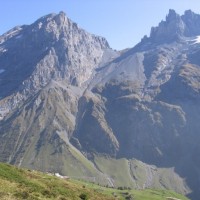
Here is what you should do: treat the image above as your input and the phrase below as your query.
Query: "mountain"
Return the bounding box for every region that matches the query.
[0,9,200,200]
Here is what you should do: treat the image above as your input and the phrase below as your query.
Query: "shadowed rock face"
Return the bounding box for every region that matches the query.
[1,9,200,200]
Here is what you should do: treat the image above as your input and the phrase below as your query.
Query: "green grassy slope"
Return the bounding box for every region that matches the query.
[0,162,189,200]
[0,162,113,200]
[94,155,189,195]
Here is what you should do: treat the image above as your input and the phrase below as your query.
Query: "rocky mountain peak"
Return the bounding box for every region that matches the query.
[184,9,195,18]
[57,11,67,21]
[166,9,180,21]
[0,11,111,117]
[148,9,200,45]
[30,11,74,41]
[181,10,200,36]
[51,11,69,29]
[149,9,185,44]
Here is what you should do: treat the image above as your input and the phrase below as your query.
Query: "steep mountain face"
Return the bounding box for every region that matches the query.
[0,9,200,200]
[0,11,114,116]
[0,11,116,182]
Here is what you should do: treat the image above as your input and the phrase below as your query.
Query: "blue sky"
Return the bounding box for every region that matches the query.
[1,0,200,50]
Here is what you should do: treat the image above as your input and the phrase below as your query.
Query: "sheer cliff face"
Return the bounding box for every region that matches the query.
[0,11,112,122]
[0,10,200,199]
[0,12,109,98]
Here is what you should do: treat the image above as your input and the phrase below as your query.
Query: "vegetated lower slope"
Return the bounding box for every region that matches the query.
[0,162,189,200]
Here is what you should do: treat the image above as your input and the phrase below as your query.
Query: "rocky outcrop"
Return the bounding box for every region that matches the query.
[149,9,200,44]
[182,10,200,36]
[150,9,185,43]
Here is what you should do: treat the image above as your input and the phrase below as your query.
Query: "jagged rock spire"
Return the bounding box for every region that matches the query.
[149,9,185,43]
[182,9,200,36]
[149,9,200,44]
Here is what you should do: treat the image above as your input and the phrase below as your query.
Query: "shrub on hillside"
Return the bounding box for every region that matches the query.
[79,193,89,200]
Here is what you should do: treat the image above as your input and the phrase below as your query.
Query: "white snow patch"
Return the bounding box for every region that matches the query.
[194,36,200,44]
[0,69,5,74]
[189,35,200,44]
